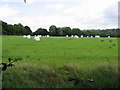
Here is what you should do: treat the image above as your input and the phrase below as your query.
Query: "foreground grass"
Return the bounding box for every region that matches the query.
[2,63,118,88]
[2,36,118,88]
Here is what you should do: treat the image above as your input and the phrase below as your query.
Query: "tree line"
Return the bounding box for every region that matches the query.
[1,21,32,35]
[1,21,120,37]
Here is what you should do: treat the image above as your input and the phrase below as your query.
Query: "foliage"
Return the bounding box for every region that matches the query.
[1,20,120,37]
[49,25,58,36]
[24,26,32,35]
[61,27,72,36]
[2,21,32,35]
[0,58,22,71]
[71,28,82,36]
[33,28,49,35]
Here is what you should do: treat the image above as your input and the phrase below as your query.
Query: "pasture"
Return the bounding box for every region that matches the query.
[2,36,118,88]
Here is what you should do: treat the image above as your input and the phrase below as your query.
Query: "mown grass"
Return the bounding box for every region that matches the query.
[2,36,118,88]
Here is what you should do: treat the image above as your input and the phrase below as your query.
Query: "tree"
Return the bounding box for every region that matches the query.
[2,21,8,35]
[24,26,32,35]
[34,28,49,35]
[1,20,120,37]
[13,23,26,35]
[49,25,58,36]
[57,27,63,36]
[2,21,33,35]
[62,27,72,36]
[7,25,15,35]
[71,28,82,36]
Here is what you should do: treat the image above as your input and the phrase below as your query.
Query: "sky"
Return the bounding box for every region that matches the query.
[0,0,119,32]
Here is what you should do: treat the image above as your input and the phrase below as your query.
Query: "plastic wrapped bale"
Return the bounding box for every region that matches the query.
[95,35,100,38]
[23,35,27,38]
[71,35,74,37]
[66,35,68,37]
[27,35,31,39]
[47,35,49,37]
[74,35,79,38]
[81,35,83,37]
[34,36,40,41]
[108,36,110,38]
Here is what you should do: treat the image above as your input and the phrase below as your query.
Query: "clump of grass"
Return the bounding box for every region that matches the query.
[109,40,112,42]
[112,44,116,46]
[89,66,118,88]
[100,40,104,42]
[109,46,112,48]
[26,55,30,58]
[68,38,71,40]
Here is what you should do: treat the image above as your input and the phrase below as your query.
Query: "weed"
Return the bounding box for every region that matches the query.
[0,58,22,71]
[109,40,112,42]
[112,44,116,46]
[101,40,104,42]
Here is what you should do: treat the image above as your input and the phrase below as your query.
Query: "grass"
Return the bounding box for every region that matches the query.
[2,36,118,88]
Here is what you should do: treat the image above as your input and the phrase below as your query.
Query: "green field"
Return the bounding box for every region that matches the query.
[2,36,118,88]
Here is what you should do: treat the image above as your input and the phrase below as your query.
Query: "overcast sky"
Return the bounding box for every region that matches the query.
[0,0,119,32]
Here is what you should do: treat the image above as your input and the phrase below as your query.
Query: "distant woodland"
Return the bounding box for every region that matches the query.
[1,21,120,37]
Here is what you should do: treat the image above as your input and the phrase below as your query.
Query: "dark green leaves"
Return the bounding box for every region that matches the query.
[0,58,22,71]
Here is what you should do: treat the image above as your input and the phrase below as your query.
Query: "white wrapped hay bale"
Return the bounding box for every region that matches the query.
[66,35,68,37]
[27,35,31,39]
[37,35,41,37]
[71,35,74,37]
[81,35,83,37]
[23,35,27,38]
[95,35,100,38]
[74,35,79,38]
[108,36,110,38]
[34,36,40,41]
[47,35,49,37]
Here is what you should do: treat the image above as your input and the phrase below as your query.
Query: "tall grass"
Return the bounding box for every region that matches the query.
[2,62,118,88]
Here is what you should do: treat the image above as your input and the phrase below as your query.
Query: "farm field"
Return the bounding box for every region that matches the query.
[2,36,118,88]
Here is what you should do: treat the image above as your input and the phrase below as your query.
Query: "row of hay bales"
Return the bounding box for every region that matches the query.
[23,35,49,41]
[66,35,110,38]
[23,35,111,41]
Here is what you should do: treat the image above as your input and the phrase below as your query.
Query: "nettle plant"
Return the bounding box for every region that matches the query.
[0,58,22,71]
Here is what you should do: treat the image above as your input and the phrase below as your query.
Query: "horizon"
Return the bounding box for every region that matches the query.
[1,20,118,32]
